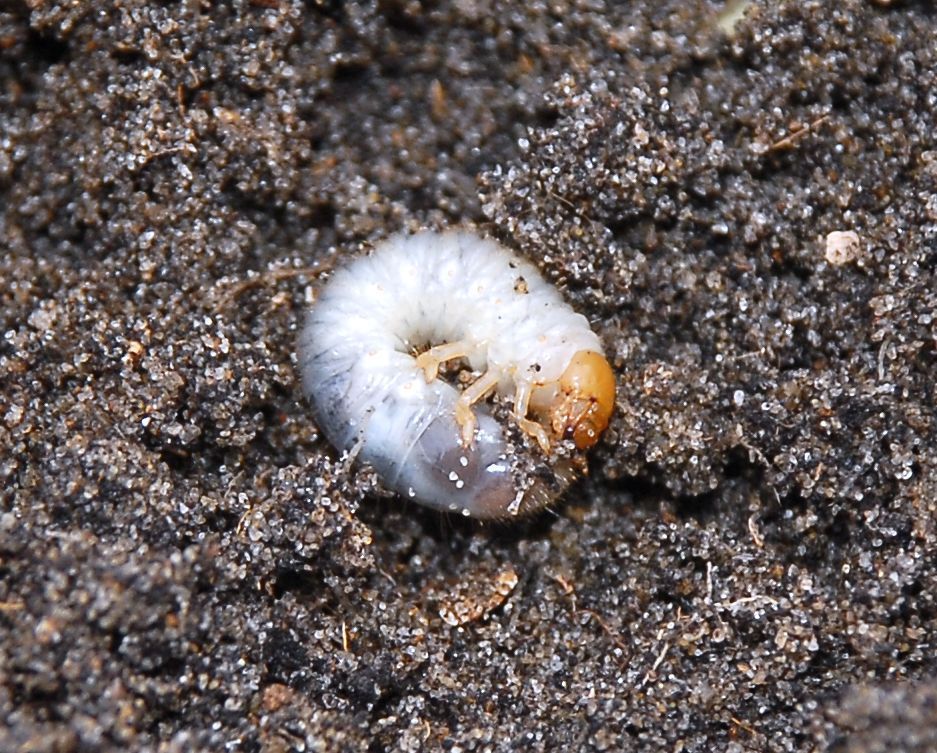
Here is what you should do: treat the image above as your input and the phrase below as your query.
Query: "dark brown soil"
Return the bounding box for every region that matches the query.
[1,1,936,751]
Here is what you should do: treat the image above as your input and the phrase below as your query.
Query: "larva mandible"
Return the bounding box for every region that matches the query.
[297,230,615,519]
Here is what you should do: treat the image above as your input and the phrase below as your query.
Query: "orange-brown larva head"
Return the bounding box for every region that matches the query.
[549,350,616,449]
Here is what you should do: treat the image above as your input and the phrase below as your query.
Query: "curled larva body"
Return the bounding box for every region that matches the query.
[298,231,615,519]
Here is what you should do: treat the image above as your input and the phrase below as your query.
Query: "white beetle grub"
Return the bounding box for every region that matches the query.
[297,230,615,519]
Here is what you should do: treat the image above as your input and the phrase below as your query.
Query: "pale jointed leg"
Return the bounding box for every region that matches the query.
[454,370,500,447]
[415,341,470,383]
[512,380,552,453]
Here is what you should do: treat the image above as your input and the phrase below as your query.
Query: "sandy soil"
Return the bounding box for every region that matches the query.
[1,1,935,751]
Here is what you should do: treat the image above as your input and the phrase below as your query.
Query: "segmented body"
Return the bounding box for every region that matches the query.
[298,230,613,519]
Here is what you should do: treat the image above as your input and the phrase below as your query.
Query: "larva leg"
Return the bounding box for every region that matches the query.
[415,341,470,382]
[512,380,552,453]
[454,370,500,446]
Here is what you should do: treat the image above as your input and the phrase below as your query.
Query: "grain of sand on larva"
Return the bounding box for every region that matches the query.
[1,1,936,751]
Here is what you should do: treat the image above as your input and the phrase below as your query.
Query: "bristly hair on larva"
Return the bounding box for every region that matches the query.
[297,230,616,520]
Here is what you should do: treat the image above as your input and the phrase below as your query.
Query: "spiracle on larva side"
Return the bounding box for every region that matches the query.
[297,230,615,519]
